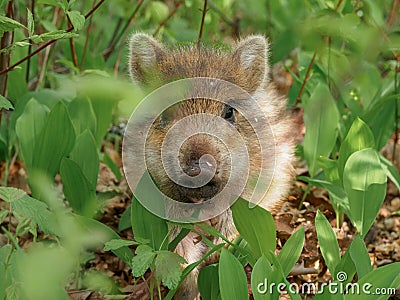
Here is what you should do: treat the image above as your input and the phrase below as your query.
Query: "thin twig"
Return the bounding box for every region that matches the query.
[0,1,15,96]
[103,0,143,61]
[67,1,79,69]
[81,0,97,70]
[295,51,316,106]
[197,0,208,48]
[153,0,184,37]
[208,0,234,26]
[387,0,399,26]
[26,0,35,82]
[0,0,107,76]
[295,0,343,106]
[392,58,399,164]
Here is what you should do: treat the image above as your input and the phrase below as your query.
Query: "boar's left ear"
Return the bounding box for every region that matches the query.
[129,33,165,84]
[233,35,269,90]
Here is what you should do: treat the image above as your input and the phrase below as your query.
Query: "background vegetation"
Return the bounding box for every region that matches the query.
[0,0,399,299]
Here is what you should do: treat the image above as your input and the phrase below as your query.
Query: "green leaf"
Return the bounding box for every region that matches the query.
[198,264,221,300]
[75,215,134,265]
[277,227,304,276]
[379,154,400,193]
[297,176,349,213]
[251,255,272,300]
[27,8,34,36]
[67,97,97,137]
[338,118,375,180]
[315,210,341,276]
[30,30,78,43]
[0,15,26,32]
[303,82,339,176]
[33,102,76,179]
[0,95,13,110]
[60,158,97,217]
[349,234,372,279]
[154,251,186,290]
[344,263,400,300]
[103,239,138,252]
[118,204,131,232]
[11,195,56,236]
[232,198,276,261]
[66,10,85,31]
[165,244,225,300]
[103,151,122,181]
[0,187,26,203]
[131,245,156,277]
[131,195,168,251]
[69,130,99,188]
[15,99,49,171]
[219,248,248,300]
[343,148,387,237]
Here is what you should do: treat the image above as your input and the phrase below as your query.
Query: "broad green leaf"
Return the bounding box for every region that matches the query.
[15,99,49,171]
[33,102,76,179]
[0,187,26,203]
[315,210,341,276]
[75,215,133,264]
[60,158,97,217]
[0,15,26,32]
[118,204,131,232]
[338,118,375,180]
[27,8,34,36]
[379,154,400,193]
[303,82,339,176]
[343,148,387,237]
[66,10,85,31]
[251,255,272,300]
[155,251,186,290]
[103,151,122,181]
[198,264,221,300]
[165,244,225,300]
[69,130,99,188]
[30,30,78,43]
[82,270,121,295]
[231,198,276,261]
[334,248,356,286]
[168,227,191,252]
[131,196,168,251]
[103,239,138,252]
[90,97,115,147]
[344,263,400,300]
[11,195,56,235]
[0,95,13,110]
[67,97,97,137]
[219,248,248,300]
[131,245,156,277]
[277,227,304,276]
[349,234,372,279]
[297,176,349,212]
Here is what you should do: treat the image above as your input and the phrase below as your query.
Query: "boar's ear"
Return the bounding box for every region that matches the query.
[233,35,269,91]
[129,33,165,84]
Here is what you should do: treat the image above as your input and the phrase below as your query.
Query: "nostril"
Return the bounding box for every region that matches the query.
[185,160,201,177]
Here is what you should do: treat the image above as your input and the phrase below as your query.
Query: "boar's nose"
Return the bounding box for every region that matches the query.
[185,160,201,177]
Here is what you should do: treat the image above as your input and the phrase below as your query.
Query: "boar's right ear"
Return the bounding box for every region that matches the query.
[129,33,164,84]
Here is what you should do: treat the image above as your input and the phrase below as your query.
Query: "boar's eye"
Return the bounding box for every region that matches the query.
[222,104,235,123]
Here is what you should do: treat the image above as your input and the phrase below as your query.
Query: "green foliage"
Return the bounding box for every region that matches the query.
[0,0,399,298]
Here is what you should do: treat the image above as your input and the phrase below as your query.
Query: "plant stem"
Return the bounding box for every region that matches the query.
[0,1,15,95]
[81,0,97,70]
[0,0,107,76]
[104,0,144,61]
[153,0,183,36]
[197,0,208,48]
[26,0,35,83]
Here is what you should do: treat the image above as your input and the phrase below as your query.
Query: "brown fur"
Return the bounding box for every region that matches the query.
[128,33,295,299]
